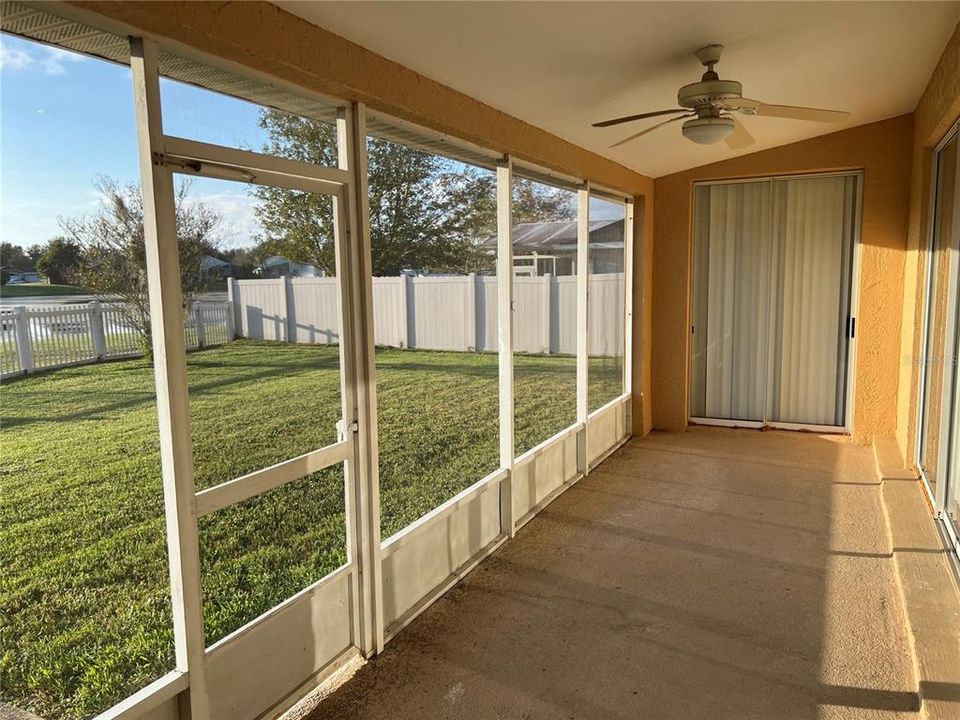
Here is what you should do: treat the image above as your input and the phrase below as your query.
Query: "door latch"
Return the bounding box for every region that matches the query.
[336,419,359,441]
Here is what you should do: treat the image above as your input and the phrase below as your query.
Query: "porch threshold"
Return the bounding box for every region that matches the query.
[875,438,960,720]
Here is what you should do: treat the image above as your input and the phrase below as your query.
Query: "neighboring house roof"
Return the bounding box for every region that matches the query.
[262,255,321,275]
[200,255,233,271]
[263,255,291,268]
[482,218,623,250]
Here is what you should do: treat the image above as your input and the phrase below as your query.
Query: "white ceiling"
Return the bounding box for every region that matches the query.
[276,1,960,178]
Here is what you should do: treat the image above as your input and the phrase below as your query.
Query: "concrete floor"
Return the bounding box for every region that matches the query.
[305,427,919,720]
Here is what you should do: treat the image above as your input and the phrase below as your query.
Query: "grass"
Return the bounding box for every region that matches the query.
[1,284,88,298]
[0,341,621,719]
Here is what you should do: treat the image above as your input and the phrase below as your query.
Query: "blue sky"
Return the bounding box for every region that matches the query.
[1,33,622,252]
[1,33,266,250]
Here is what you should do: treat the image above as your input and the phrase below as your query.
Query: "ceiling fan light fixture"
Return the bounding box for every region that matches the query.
[592,44,848,149]
[682,116,735,144]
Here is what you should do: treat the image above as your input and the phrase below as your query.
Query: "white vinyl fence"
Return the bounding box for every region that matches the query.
[0,300,233,379]
[229,273,624,356]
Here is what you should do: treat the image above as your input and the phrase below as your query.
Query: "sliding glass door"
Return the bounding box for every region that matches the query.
[767,175,858,426]
[917,123,960,555]
[690,173,860,429]
[690,180,772,422]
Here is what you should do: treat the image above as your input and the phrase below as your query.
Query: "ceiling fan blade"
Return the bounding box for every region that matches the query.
[724,116,755,150]
[752,103,849,124]
[593,108,688,128]
[610,115,692,148]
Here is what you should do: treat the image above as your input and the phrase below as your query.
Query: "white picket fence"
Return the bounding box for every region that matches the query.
[0,300,233,379]
[0,273,623,380]
[229,273,624,356]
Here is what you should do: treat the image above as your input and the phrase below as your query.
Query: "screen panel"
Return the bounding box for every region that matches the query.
[170,172,350,646]
[588,195,626,412]
[198,465,347,645]
[365,134,500,539]
[0,32,176,718]
[512,178,578,455]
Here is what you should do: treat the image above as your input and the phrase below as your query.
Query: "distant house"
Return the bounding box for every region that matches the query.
[200,255,238,279]
[259,255,323,278]
[482,218,624,276]
[6,270,44,284]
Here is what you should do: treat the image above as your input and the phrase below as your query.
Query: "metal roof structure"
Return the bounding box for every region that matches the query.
[482,218,624,249]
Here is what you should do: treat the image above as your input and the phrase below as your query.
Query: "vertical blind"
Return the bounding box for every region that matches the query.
[690,181,772,421]
[690,174,859,427]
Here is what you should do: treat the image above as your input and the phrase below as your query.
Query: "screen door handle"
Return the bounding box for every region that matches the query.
[847,316,856,339]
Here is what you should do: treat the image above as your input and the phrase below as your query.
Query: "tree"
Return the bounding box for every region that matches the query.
[217,243,269,279]
[26,244,44,267]
[36,237,83,284]
[511,178,576,224]
[364,138,496,275]
[252,110,573,276]
[62,176,224,357]
[252,112,339,273]
[0,242,33,274]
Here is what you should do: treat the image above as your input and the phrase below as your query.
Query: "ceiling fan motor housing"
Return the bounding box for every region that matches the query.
[682,116,736,144]
[678,79,743,109]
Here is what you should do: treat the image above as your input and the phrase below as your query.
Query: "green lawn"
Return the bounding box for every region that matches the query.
[0,341,621,719]
[1,283,88,298]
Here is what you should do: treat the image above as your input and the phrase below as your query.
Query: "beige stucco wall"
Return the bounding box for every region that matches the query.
[61,0,657,433]
[652,115,914,443]
[896,22,960,466]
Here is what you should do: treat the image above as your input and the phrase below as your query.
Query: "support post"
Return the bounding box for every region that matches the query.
[90,301,108,359]
[194,302,206,349]
[623,199,635,436]
[14,306,34,374]
[576,184,590,475]
[130,37,209,720]
[542,273,552,354]
[403,274,414,349]
[497,158,516,537]
[225,301,235,343]
[466,272,477,351]
[338,103,384,656]
[226,276,239,339]
[283,274,295,343]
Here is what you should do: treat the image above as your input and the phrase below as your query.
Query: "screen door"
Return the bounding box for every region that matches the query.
[162,136,362,720]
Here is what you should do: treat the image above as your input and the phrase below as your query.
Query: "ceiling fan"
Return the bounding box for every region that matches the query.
[593,44,849,149]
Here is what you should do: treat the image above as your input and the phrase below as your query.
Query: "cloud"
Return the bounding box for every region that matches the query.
[0,40,86,75]
[187,189,262,248]
[40,46,85,76]
[0,44,33,72]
